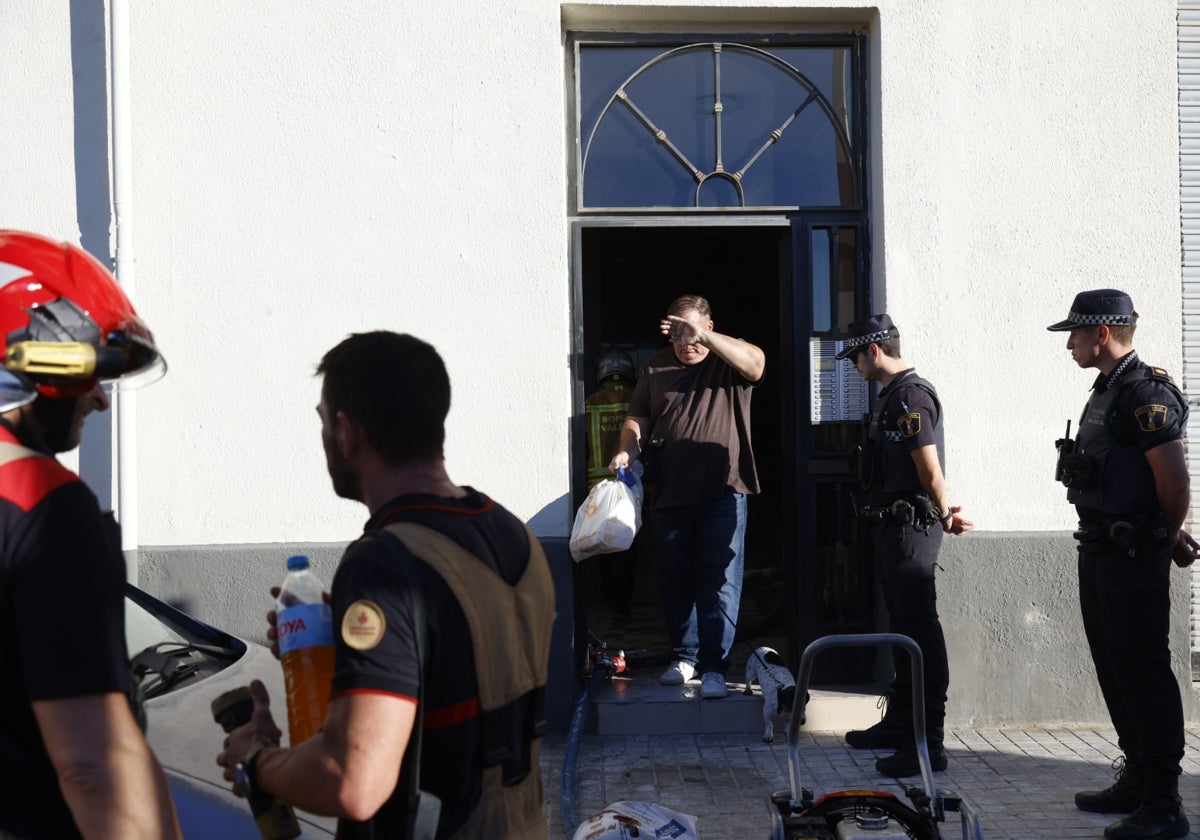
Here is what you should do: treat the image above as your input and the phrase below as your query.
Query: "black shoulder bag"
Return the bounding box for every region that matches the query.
[639,390,685,484]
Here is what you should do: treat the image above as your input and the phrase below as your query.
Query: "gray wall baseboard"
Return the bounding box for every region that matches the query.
[136,531,1198,731]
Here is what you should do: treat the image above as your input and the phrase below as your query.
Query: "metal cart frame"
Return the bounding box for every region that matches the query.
[769,633,985,840]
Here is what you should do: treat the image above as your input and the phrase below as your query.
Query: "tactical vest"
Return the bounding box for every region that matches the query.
[1067,366,1183,513]
[382,522,553,840]
[861,372,944,502]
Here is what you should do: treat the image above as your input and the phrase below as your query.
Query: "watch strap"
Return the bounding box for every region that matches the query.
[241,739,273,793]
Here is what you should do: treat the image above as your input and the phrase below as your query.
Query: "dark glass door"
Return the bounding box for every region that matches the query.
[790,217,877,683]
[574,220,876,686]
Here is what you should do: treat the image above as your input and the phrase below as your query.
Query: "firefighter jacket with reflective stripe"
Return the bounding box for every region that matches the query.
[585,378,632,488]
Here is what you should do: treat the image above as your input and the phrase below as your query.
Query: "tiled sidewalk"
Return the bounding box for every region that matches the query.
[543,725,1200,839]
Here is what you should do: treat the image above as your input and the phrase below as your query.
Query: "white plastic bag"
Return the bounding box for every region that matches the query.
[572,801,698,840]
[569,469,643,562]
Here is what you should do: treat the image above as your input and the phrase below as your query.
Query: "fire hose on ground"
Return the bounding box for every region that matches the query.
[559,641,625,838]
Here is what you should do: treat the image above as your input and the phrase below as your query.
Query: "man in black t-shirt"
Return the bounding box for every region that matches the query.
[0,230,180,840]
[218,331,554,839]
[837,314,973,780]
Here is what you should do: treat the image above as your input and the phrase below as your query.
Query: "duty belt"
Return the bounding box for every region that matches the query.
[860,493,943,534]
[1073,512,1169,558]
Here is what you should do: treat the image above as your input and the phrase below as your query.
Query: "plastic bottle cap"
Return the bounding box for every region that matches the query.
[286,555,311,571]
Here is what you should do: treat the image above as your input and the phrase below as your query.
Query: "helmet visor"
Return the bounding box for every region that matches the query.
[105,349,167,393]
[102,331,167,389]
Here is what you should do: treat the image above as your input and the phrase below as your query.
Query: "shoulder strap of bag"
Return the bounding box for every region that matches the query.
[364,527,438,837]
[648,389,686,439]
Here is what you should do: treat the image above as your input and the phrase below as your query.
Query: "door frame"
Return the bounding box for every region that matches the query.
[569,214,874,680]
[789,214,878,680]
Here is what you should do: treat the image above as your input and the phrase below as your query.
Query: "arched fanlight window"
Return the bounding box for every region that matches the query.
[577,41,861,211]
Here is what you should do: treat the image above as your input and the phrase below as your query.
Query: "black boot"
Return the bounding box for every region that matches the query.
[845,694,912,750]
[874,744,948,778]
[1077,757,1145,814]
[875,715,946,779]
[1103,795,1189,840]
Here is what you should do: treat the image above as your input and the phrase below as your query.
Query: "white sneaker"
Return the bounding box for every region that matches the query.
[660,661,697,685]
[700,672,727,699]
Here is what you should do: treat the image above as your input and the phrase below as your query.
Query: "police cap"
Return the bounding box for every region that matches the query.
[835,314,900,360]
[1047,289,1137,331]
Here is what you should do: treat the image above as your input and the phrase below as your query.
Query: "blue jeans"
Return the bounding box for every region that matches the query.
[652,491,747,675]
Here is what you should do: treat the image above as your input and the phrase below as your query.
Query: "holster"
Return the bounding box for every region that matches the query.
[860,498,914,528]
[1056,452,1096,489]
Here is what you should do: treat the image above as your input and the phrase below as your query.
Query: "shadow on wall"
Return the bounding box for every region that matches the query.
[70,0,119,504]
[139,543,348,648]
[523,492,577,732]
[527,491,572,536]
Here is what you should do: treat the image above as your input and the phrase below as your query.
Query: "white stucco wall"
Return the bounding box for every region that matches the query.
[0,0,1183,548]
[871,1,1182,534]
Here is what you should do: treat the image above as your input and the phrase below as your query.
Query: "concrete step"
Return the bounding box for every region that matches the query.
[589,671,885,736]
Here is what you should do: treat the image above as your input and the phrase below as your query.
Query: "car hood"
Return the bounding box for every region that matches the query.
[144,638,337,838]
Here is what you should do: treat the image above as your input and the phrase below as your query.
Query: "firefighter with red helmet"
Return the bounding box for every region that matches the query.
[0,231,181,839]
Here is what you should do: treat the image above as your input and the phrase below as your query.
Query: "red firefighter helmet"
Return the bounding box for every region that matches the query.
[0,230,165,410]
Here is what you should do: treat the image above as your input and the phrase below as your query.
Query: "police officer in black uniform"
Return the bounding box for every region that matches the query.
[1050,289,1197,840]
[837,315,974,779]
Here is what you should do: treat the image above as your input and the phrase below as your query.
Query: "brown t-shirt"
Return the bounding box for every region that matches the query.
[628,347,760,509]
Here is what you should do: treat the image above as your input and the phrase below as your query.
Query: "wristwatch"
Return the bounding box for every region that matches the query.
[234,740,273,799]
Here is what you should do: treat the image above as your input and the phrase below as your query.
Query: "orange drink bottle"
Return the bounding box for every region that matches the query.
[276,555,334,745]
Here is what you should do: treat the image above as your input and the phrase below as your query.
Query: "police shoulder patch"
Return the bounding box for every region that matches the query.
[897,412,922,437]
[342,599,387,650]
[1135,404,1169,432]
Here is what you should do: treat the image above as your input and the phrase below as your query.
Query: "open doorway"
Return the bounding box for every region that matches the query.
[576,224,790,679]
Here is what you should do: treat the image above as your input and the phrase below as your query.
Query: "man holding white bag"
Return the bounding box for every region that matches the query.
[609,295,765,700]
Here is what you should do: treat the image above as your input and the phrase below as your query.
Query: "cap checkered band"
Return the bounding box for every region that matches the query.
[1068,311,1135,326]
[844,328,898,350]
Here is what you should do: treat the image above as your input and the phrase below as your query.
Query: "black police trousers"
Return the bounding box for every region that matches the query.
[1078,538,1184,785]
[875,522,949,745]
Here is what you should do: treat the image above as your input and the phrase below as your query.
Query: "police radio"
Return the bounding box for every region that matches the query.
[1054,420,1073,484]
[1054,420,1096,488]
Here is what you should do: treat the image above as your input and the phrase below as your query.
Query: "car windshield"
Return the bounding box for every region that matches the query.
[125,584,245,700]
[126,593,187,652]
